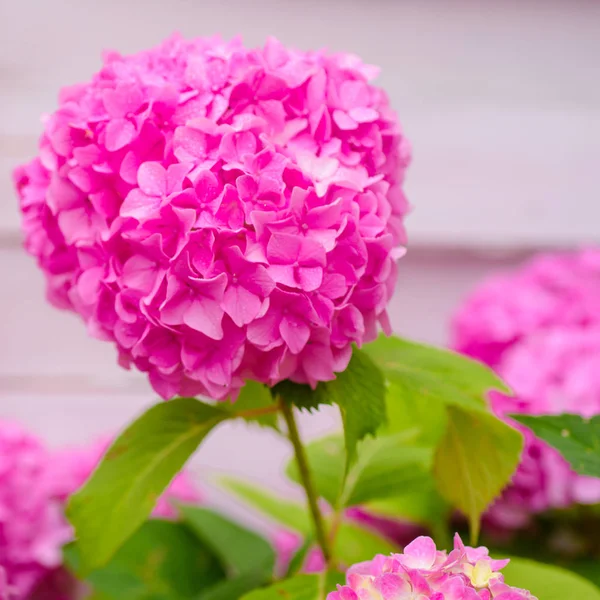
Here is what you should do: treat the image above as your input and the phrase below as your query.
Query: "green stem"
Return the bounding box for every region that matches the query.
[280,399,333,565]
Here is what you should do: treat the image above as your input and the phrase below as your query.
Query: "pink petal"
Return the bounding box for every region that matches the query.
[137,161,167,197]
[401,536,437,570]
[105,118,137,152]
[348,107,379,123]
[280,316,310,354]
[222,285,263,327]
[332,110,357,131]
[267,232,302,264]
[120,188,159,219]
[247,312,282,351]
[184,298,224,340]
[297,266,323,292]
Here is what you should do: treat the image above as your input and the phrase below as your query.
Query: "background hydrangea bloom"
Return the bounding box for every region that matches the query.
[327,534,537,599]
[0,422,70,599]
[450,249,600,529]
[14,35,410,401]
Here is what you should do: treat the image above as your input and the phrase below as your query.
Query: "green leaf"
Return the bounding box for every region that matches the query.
[334,522,396,566]
[180,506,275,580]
[241,573,344,600]
[67,398,229,572]
[64,520,226,600]
[365,482,449,529]
[277,349,386,465]
[286,432,432,508]
[220,477,310,534]
[202,573,268,600]
[433,406,523,542]
[223,381,279,429]
[364,334,509,414]
[511,413,600,477]
[502,556,600,600]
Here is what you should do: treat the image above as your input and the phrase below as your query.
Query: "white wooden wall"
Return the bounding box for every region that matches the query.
[1,0,598,517]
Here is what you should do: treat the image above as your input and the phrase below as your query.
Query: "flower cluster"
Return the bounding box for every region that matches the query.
[0,422,201,599]
[0,422,70,599]
[327,535,536,599]
[14,35,410,401]
[451,249,600,528]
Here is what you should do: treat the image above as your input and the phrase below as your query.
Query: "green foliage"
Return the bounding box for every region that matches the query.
[64,520,225,599]
[223,381,279,429]
[67,398,229,572]
[241,573,345,600]
[276,349,387,466]
[286,432,432,508]
[334,522,396,565]
[434,406,523,542]
[364,335,510,413]
[220,477,310,534]
[180,506,275,581]
[502,556,600,599]
[512,413,600,477]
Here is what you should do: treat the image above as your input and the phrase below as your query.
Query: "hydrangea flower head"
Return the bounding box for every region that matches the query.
[450,249,600,528]
[327,535,537,599]
[0,422,70,599]
[44,435,201,518]
[15,35,410,400]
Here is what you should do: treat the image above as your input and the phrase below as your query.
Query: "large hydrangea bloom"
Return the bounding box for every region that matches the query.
[450,249,600,528]
[0,422,70,599]
[327,535,537,599]
[14,35,410,401]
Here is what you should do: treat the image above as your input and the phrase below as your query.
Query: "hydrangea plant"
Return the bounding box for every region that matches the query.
[9,35,600,600]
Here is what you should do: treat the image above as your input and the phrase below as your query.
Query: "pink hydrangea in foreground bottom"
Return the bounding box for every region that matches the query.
[327,535,537,600]
[15,35,410,401]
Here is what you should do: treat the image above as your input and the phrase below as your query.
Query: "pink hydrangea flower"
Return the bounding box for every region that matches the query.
[14,35,410,401]
[44,435,202,519]
[450,249,600,529]
[327,535,537,599]
[0,422,71,600]
[0,568,10,600]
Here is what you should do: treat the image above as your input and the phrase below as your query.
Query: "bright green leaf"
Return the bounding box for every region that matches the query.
[276,349,386,466]
[434,406,523,542]
[335,521,397,565]
[221,477,310,534]
[180,506,275,580]
[502,555,600,600]
[364,335,509,414]
[202,573,268,600]
[241,573,344,600]
[286,432,431,509]
[223,381,279,429]
[511,413,600,478]
[64,520,226,600]
[67,398,228,572]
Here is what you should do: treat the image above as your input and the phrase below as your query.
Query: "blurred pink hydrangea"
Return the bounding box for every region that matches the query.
[450,249,600,529]
[0,422,70,600]
[0,567,11,600]
[14,35,410,401]
[44,436,201,519]
[327,534,536,599]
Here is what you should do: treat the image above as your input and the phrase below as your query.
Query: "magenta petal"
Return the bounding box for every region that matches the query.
[183,298,224,340]
[247,312,282,350]
[222,285,262,326]
[137,161,167,197]
[105,118,137,152]
[280,316,310,354]
[267,232,302,264]
[121,188,159,219]
[297,266,323,292]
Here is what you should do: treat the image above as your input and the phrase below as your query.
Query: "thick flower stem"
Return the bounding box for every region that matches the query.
[280,400,333,565]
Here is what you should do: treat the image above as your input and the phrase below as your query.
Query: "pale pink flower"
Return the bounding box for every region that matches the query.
[450,249,600,529]
[15,35,410,401]
[327,535,537,600]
